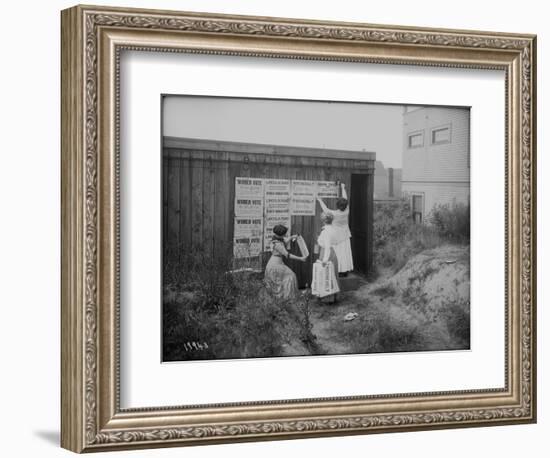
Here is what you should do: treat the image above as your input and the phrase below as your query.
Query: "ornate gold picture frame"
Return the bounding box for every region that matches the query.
[61,4,536,453]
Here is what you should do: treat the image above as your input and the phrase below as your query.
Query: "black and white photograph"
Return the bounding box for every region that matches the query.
[2,0,543,454]
[162,96,471,362]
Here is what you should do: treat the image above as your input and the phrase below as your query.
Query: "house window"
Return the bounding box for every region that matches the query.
[408,131,424,148]
[412,195,423,223]
[431,125,451,145]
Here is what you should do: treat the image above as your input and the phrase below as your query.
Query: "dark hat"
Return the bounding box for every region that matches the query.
[272,224,288,237]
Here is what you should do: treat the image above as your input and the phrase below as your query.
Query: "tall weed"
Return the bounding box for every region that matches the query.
[163,246,312,361]
[374,199,469,272]
[430,202,470,242]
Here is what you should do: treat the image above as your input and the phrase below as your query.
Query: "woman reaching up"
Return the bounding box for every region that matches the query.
[316,182,354,276]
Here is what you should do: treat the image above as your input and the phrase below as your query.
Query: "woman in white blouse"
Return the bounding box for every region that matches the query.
[317,182,354,276]
[316,212,341,303]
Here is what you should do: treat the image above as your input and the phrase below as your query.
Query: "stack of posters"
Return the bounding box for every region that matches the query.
[263,179,291,251]
[295,235,310,258]
[233,177,341,259]
[311,260,340,298]
[233,178,264,259]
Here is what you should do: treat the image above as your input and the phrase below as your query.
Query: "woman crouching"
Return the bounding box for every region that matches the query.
[264,224,307,300]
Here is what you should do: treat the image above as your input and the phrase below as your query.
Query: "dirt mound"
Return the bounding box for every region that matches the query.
[382,244,469,314]
[334,244,472,354]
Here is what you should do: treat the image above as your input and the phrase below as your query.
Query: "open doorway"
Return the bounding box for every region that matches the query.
[350,173,374,274]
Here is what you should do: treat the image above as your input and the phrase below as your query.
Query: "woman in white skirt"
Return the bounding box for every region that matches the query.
[315,212,340,303]
[317,182,354,277]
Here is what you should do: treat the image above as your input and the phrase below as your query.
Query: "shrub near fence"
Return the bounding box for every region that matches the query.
[429,202,470,242]
[373,199,470,272]
[162,246,317,361]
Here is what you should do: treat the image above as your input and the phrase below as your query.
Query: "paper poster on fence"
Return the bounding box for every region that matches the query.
[264,178,290,194]
[235,177,264,198]
[264,179,290,211]
[234,217,263,237]
[316,181,339,198]
[233,236,263,259]
[263,214,291,252]
[290,180,316,215]
[234,198,263,217]
[263,179,291,251]
[234,177,264,217]
[295,235,310,258]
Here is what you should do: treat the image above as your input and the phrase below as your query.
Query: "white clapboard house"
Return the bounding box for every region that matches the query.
[401,106,470,223]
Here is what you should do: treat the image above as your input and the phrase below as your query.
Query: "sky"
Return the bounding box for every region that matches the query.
[163,96,405,168]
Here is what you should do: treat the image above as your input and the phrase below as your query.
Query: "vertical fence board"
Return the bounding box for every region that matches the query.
[162,155,168,247]
[180,152,192,251]
[166,152,180,248]
[213,152,230,259]
[190,151,204,251]
[202,151,215,257]
[227,154,242,258]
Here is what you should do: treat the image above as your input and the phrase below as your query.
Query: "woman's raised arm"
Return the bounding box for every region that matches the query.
[341,182,348,200]
[317,197,329,213]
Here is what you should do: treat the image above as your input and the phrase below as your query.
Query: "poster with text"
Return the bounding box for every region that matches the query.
[233,178,264,261]
[235,177,264,198]
[316,180,339,199]
[233,236,263,259]
[263,214,292,252]
[235,177,263,218]
[234,217,264,238]
[234,177,264,217]
[290,180,316,215]
[263,179,291,251]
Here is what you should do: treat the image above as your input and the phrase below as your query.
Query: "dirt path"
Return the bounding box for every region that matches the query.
[309,286,376,355]
[310,297,358,355]
[305,245,470,355]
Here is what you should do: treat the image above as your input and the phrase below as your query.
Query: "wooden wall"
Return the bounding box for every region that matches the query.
[163,140,374,287]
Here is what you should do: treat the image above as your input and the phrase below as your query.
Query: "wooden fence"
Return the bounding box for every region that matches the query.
[163,137,375,287]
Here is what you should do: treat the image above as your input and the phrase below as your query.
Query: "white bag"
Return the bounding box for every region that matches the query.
[311,260,340,298]
[295,235,309,258]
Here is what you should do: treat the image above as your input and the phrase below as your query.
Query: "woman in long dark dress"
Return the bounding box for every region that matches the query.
[264,225,307,300]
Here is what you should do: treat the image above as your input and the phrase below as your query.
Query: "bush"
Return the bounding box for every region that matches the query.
[373,199,469,272]
[373,199,411,251]
[440,299,471,349]
[374,199,443,272]
[162,245,313,361]
[429,202,470,242]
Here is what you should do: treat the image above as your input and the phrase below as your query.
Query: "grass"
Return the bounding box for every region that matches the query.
[440,299,471,349]
[374,199,470,273]
[370,284,397,299]
[162,199,471,360]
[431,202,470,243]
[330,300,429,354]
[162,246,316,361]
[331,291,470,354]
